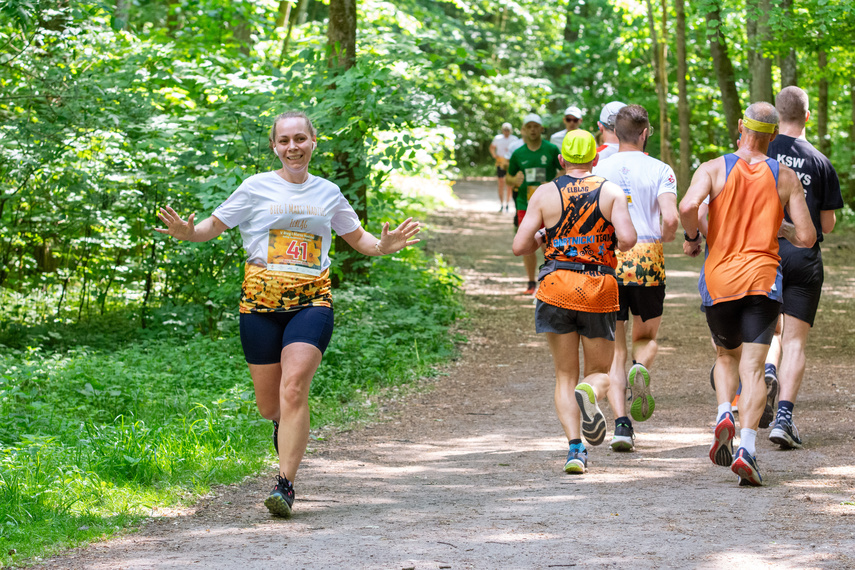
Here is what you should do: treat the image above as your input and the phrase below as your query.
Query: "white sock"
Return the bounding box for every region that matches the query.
[717,402,732,422]
[740,428,757,456]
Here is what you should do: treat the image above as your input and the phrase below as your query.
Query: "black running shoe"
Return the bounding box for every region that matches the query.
[769,418,803,449]
[272,420,279,455]
[264,475,295,518]
[610,422,635,452]
[759,370,778,429]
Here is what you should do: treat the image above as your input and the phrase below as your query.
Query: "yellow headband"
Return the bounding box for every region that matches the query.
[742,116,777,134]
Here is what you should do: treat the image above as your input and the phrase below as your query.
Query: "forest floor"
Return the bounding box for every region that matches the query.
[39,181,855,569]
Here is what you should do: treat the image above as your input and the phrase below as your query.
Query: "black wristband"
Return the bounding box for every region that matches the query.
[683,230,701,242]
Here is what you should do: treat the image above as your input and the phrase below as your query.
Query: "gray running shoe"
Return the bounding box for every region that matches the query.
[610,423,635,452]
[574,383,606,446]
[769,418,803,449]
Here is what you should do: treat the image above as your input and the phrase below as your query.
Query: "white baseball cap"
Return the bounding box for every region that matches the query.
[501,122,512,130]
[522,113,542,126]
[564,106,583,119]
[599,101,627,128]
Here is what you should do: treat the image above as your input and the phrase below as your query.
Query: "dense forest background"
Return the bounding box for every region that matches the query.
[1,0,853,322]
[0,0,853,564]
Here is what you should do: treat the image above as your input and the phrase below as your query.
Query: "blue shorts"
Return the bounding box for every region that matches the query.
[239,307,334,365]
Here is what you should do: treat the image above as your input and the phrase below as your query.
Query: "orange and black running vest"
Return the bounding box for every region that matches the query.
[536,174,619,313]
[700,154,784,306]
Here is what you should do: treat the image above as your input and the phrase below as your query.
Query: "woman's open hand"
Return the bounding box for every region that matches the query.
[378,217,421,254]
[155,206,196,241]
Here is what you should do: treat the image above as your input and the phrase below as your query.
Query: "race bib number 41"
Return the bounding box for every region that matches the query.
[267,229,323,276]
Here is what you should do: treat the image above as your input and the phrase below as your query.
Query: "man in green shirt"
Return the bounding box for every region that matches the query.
[506,113,562,294]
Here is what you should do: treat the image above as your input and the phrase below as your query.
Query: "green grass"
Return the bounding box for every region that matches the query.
[0,249,463,567]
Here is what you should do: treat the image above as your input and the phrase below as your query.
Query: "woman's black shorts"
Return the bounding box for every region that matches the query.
[239,306,334,365]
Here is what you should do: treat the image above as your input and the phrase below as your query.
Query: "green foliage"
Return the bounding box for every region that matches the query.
[0,247,463,566]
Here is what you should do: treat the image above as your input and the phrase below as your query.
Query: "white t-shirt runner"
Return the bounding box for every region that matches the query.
[213,171,361,312]
[492,133,520,160]
[594,151,677,286]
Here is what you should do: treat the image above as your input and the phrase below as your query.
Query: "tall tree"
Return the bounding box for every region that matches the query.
[645,0,673,166]
[850,77,855,200]
[747,0,773,103]
[777,0,798,87]
[553,0,588,110]
[327,0,362,278]
[114,0,130,30]
[817,49,829,156]
[675,0,691,190]
[328,0,356,69]
[705,2,741,143]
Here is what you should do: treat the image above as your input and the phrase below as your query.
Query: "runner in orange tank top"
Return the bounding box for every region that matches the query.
[513,130,636,475]
[536,174,619,314]
[679,102,814,487]
[703,156,784,305]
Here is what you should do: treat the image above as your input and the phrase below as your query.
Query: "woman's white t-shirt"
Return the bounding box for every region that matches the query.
[212,171,361,312]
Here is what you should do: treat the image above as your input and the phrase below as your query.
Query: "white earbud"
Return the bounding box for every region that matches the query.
[312,142,317,151]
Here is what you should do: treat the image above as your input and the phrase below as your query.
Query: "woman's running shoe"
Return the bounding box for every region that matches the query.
[264,475,295,518]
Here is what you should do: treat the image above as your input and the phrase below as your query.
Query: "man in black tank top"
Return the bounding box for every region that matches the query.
[764,86,844,450]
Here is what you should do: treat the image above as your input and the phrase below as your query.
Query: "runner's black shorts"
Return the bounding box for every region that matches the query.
[779,239,824,327]
[616,285,666,322]
[239,306,334,364]
[496,166,507,177]
[535,300,616,340]
[705,295,781,350]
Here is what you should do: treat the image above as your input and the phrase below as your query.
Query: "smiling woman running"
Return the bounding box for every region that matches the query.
[155,111,421,517]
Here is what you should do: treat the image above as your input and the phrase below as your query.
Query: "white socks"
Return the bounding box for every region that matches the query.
[740,428,757,456]
[717,402,732,422]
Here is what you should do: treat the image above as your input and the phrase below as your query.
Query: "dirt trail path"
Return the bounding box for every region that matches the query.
[46,181,855,569]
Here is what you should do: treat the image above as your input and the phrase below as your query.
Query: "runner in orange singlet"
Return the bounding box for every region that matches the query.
[513,130,636,474]
[679,102,814,486]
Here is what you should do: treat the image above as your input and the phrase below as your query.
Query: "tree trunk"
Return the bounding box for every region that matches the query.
[327,0,356,69]
[275,0,292,28]
[645,0,673,166]
[278,0,307,65]
[114,0,130,29]
[327,0,363,281]
[817,49,829,156]
[705,3,741,144]
[777,0,798,88]
[747,0,774,103]
[560,0,585,81]
[850,77,855,203]
[780,50,798,88]
[675,0,691,191]
[233,6,252,57]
